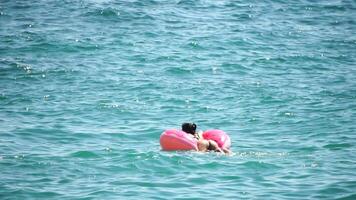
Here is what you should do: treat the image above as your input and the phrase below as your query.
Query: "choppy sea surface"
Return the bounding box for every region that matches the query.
[1,0,356,199]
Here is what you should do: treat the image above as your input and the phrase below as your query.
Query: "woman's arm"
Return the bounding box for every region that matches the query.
[221,147,232,154]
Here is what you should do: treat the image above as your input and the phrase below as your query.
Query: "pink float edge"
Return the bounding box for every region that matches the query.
[160,129,198,151]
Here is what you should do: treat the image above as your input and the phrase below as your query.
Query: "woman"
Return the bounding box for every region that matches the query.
[181,123,231,154]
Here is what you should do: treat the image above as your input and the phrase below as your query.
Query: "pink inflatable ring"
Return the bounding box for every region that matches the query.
[160,129,231,151]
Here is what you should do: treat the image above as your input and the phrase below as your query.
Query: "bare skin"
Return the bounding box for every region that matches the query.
[195,132,231,154]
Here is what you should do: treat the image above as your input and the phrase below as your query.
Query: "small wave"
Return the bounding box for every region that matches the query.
[84,7,120,18]
[99,8,120,17]
[323,143,353,150]
[335,193,356,200]
[83,7,154,22]
[221,63,250,75]
[183,41,205,50]
[291,146,319,153]
[70,150,99,158]
[131,0,158,7]
[231,13,252,21]
[5,189,61,199]
[165,67,192,76]
[322,5,347,11]
[177,0,198,6]
[242,161,281,170]
[236,151,289,158]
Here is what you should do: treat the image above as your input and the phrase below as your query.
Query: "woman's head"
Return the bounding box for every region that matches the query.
[182,122,197,135]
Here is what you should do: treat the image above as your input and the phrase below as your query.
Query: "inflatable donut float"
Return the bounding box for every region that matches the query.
[160,129,231,151]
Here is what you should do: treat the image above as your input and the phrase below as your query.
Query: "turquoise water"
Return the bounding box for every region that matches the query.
[1,0,356,199]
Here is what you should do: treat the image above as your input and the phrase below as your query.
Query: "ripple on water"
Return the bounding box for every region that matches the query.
[70,151,100,158]
[323,143,353,151]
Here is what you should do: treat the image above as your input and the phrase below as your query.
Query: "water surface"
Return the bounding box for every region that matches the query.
[1,0,356,199]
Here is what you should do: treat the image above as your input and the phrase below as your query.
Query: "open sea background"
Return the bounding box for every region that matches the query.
[1,0,356,199]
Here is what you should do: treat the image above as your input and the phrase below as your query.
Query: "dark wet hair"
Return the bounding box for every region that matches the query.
[182,122,197,135]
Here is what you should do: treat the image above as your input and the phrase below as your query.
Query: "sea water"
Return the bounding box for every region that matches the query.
[0,0,355,199]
